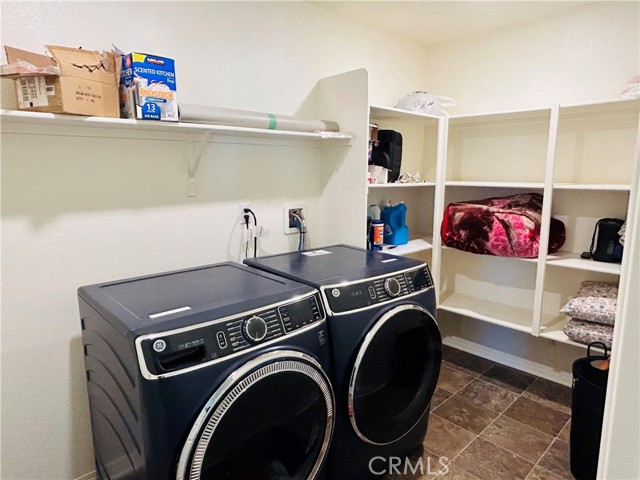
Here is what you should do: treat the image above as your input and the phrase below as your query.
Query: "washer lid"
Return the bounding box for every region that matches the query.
[78,262,314,336]
[245,244,423,286]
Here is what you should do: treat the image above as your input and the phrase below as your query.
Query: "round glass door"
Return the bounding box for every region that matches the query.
[348,304,441,445]
[177,351,334,480]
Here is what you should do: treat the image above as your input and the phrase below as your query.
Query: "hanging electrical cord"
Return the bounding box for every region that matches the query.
[243,208,258,258]
[290,211,307,251]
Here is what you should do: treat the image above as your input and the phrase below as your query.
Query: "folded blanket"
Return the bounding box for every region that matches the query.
[441,193,566,258]
[563,319,614,349]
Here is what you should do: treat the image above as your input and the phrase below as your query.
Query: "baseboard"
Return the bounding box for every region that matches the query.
[74,471,97,480]
[443,336,573,387]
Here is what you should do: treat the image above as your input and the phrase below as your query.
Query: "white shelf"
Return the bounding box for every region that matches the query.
[538,316,588,348]
[369,104,440,122]
[559,97,640,118]
[0,109,354,145]
[553,183,631,192]
[538,316,608,351]
[382,237,433,256]
[445,181,544,189]
[438,292,533,333]
[546,251,622,275]
[441,245,539,265]
[448,107,551,127]
[368,182,436,189]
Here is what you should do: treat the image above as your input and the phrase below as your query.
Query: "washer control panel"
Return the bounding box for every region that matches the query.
[139,292,325,375]
[324,265,433,314]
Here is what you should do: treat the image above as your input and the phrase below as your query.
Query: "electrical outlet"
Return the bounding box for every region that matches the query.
[283,203,306,234]
[239,203,252,225]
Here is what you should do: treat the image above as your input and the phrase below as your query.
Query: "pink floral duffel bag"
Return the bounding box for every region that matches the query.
[440,193,566,258]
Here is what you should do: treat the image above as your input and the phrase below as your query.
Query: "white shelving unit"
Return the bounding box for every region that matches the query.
[358,96,637,351]
[367,104,441,264]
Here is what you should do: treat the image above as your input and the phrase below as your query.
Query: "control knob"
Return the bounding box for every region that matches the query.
[384,278,402,297]
[243,316,268,343]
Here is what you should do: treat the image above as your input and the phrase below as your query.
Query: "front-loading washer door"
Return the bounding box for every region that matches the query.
[348,304,441,445]
[176,350,334,480]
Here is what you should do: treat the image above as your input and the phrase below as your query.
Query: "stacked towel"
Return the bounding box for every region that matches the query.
[562,281,617,349]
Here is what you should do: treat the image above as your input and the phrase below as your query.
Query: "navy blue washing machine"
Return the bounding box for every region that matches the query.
[78,262,335,480]
[245,245,442,479]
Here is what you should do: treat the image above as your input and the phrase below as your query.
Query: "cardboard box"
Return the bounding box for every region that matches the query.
[120,52,178,121]
[2,45,120,117]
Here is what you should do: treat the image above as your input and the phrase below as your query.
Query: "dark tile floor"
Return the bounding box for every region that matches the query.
[387,345,573,480]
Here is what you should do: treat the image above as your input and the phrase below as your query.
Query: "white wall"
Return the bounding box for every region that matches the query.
[425,2,640,113]
[0,2,430,479]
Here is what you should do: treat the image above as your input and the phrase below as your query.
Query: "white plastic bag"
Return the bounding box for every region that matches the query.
[395,91,456,116]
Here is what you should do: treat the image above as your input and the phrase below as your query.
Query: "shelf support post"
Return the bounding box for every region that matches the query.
[532,106,560,336]
[185,130,214,197]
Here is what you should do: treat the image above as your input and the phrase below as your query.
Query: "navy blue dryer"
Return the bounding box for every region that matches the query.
[78,262,334,480]
[245,245,442,479]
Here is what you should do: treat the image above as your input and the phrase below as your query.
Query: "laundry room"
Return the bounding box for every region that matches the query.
[0,2,638,480]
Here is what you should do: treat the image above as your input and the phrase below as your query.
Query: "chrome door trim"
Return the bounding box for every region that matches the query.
[176,350,334,480]
[347,304,437,445]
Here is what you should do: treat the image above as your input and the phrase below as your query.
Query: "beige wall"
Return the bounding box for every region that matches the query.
[425,2,640,113]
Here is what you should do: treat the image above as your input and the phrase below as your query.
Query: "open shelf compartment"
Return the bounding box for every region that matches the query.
[539,267,619,348]
[438,248,536,333]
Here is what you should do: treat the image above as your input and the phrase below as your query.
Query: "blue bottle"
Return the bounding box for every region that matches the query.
[381,202,409,245]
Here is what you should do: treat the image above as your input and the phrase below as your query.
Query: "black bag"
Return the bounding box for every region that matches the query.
[583,218,624,263]
[371,130,402,183]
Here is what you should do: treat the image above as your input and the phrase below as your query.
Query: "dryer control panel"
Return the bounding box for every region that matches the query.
[138,292,325,376]
[323,265,433,314]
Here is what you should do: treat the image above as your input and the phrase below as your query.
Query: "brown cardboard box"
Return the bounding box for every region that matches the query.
[2,45,120,117]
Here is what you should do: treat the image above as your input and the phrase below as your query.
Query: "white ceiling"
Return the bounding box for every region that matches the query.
[309,1,594,47]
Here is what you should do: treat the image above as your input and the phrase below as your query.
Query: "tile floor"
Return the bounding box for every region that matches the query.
[387,345,573,480]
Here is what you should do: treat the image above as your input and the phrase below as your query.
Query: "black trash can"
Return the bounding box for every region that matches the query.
[570,342,610,480]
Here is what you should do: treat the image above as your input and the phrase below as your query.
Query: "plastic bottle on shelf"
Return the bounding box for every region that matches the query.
[381,202,409,245]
